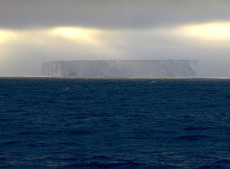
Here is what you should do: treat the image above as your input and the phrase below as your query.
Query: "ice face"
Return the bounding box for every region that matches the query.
[42,60,197,78]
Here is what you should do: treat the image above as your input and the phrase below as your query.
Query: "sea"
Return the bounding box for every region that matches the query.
[0,77,230,169]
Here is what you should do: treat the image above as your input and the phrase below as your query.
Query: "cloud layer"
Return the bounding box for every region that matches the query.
[1,0,230,29]
[1,0,230,77]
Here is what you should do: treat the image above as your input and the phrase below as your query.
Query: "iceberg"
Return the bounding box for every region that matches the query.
[42,60,197,78]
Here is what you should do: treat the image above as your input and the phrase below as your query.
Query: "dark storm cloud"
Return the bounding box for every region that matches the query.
[1,0,230,29]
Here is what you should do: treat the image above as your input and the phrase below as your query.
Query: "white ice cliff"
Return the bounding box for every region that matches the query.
[42,60,197,77]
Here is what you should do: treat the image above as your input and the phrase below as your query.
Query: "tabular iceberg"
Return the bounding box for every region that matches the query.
[42,60,197,77]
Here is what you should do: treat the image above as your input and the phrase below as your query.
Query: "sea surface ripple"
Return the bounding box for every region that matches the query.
[0,78,230,169]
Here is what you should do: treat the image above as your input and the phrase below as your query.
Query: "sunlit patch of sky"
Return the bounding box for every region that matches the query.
[1,21,230,76]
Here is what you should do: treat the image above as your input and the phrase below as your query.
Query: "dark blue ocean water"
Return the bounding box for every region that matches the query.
[0,78,230,169]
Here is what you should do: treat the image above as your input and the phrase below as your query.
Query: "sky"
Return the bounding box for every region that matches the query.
[1,0,230,77]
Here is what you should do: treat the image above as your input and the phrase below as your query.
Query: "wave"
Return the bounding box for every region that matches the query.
[175,135,209,141]
[0,141,21,146]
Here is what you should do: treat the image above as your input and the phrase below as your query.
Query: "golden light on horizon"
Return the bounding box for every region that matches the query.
[51,27,102,45]
[180,22,230,40]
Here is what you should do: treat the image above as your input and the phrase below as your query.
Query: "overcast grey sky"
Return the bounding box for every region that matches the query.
[1,0,230,76]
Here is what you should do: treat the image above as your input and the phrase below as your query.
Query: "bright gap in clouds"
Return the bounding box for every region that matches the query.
[1,22,230,47]
[50,27,103,46]
[0,29,17,44]
[179,22,230,41]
